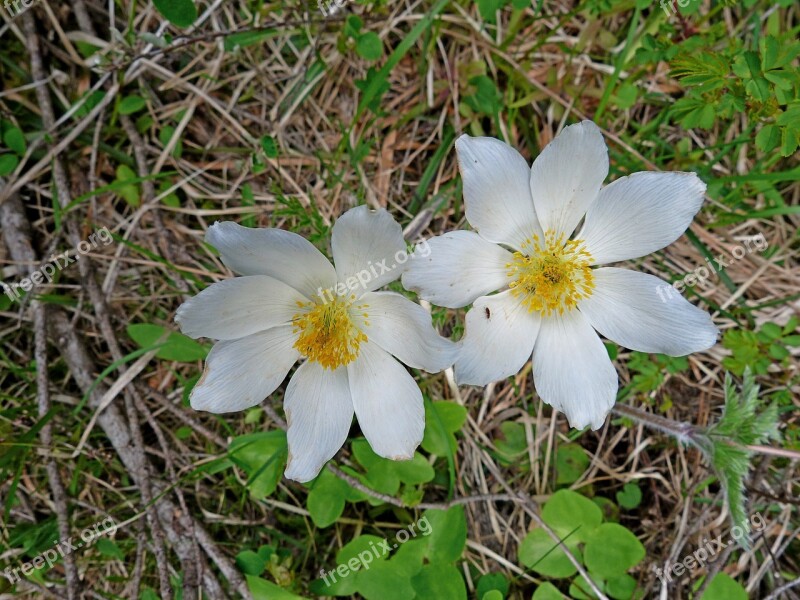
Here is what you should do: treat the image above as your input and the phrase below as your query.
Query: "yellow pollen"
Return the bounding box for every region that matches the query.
[292,295,368,369]
[507,230,595,316]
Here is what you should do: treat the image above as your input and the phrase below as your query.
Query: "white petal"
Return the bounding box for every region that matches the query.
[347,341,424,460]
[175,276,307,340]
[331,206,406,293]
[190,325,299,413]
[283,361,354,482]
[578,172,706,265]
[455,135,543,249]
[206,221,337,299]
[401,231,512,308]
[455,291,541,386]
[532,310,617,430]
[359,291,458,372]
[578,267,718,355]
[530,121,608,237]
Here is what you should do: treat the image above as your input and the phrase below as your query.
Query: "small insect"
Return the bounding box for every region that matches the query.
[484,307,491,319]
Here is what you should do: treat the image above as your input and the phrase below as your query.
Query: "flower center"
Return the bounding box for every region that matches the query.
[292,294,368,370]
[507,230,595,316]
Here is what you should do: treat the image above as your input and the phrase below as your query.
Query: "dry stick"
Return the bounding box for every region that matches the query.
[46,310,246,598]
[0,192,81,599]
[20,14,231,598]
[763,575,800,600]
[20,13,175,599]
[119,115,190,295]
[65,216,175,598]
[612,403,800,459]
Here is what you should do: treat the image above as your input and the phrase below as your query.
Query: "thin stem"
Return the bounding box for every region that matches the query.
[612,403,699,446]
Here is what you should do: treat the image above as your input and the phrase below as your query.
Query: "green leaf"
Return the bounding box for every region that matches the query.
[477,0,505,23]
[0,153,18,177]
[755,125,781,153]
[246,575,306,600]
[541,489,602,542]
[356,32,383,61]
[411,563,467,600]
[555,443,589,485]
[421,401,467,456]
[228,431,288,499]
[615,482,642,510]
[583,523,645,579]
[114,164,141,207]
[493,421,528,468]
[699,573,747,600]
[476,573,509,600]
[352,438,434,496]
[158,125,183,158]
[344,15,363,37]
[358,560,417,600]
[3,126,26,155]
[235,550,266,576]
[307,468,365,527]
[518,528,579,579]
[569,574,600,600]
[606,574,637,600]
[224,29,280,51]
[422,507,467,563]
[119,95,147,115]
[95,538,125,560]
[532,582,567,599]
[464,75,502,116]
[152,0,197,28]
[127,323,207,362]
[260,135,279,159]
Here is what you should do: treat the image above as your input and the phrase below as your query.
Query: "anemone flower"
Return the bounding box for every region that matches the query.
[176,206,457,482]
[402,121,718,430]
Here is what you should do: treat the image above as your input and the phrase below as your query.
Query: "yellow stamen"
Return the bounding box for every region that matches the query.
[292,295,368,369]
[507,230,595,316]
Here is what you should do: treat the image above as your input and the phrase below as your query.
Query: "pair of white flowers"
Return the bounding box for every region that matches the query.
[176,121,718,482]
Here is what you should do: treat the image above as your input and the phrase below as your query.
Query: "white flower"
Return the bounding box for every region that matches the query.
[176,206,457,482]
[402,121,719,430]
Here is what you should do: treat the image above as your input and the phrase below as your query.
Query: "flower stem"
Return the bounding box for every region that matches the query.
[611,403,699,446]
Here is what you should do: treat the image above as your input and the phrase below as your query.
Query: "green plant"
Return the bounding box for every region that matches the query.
[519,489,645,599]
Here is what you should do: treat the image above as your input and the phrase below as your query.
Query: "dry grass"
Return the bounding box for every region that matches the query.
[0,0,798,599]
